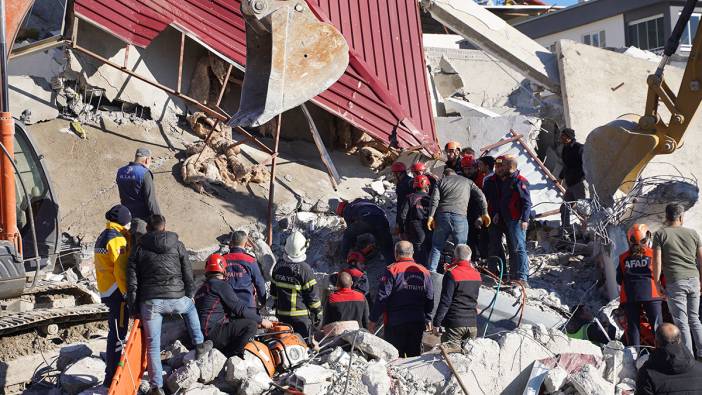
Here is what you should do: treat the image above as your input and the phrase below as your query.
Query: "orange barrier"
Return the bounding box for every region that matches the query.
[108,319,147,395]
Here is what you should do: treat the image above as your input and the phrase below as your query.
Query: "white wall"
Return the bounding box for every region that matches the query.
[535,14,626,51]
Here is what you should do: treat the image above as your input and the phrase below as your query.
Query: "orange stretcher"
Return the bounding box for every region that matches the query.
[108,319,147,395]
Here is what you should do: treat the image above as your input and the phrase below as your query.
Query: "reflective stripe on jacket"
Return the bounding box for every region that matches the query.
[271,258,322,317]
[94,221,130,297]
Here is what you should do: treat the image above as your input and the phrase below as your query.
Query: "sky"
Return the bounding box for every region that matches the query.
[555,0,580,5]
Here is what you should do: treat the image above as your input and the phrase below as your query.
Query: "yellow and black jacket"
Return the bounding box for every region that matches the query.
[94,221,130,297]
[271,258,322,318]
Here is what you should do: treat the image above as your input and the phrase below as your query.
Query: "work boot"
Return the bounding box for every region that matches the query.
[148,388,165,395]
[195,340,213,359]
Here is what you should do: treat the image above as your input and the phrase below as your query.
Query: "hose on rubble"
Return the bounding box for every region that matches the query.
[482,257,504,337]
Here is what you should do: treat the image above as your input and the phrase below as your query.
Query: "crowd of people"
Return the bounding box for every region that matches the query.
[93,139,702,394]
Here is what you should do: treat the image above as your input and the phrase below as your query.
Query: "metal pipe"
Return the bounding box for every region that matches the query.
[216,64,233,107]
[300,104,340,190]
[0,0,8,113]
[510,129,565,194]
[440,345,469,395]
[0,113,16,248]
[267,115,281,245]
[177,32,184,93]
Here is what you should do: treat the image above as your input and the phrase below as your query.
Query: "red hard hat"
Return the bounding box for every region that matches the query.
[205,253,226,274]
[627,224,651,245]
[460,155,475,169]
[413,175,431,190]
[335,200,348,217]
[411,162,426,173]
[391,162,406,173]
[445,141,461,151]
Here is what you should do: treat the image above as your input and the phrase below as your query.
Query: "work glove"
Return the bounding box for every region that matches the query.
[312,310,323,327]
[427,217,435,231]
[480,214,491,228]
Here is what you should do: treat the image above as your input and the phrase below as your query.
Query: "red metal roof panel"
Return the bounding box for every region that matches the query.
[73,0,438,153]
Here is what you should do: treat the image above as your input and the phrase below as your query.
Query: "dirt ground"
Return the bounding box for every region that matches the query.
[0,321,108,361]
[27,117,377,251]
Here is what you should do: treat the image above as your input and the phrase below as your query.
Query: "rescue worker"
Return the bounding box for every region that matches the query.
[617,224,663,350]
[460,155,478,180]
[334,198,394,265]
[271,231,323,345]
[565,304,617,345]
[475,156,496,259]
[410,162,438,194]
[392,161,413,235]
[323,272,369,329]
[369,241,434,357]
[399,175,432,264]
[223,230,267,319]
[341,250,370,297]
[461,147,476,157]
[445,141,463,174]
[558,128,586,238]
[427,168,489,272]
[461,155,483,261]
[94,204,132,387]
[475,156,495,190]
[432,244,482,345]
[484,155,532,286]
[127,215,211,395]
[116,148,161,221]
[195,254,272,357]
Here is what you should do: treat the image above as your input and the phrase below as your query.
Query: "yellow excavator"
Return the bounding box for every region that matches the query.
[584,0,702,200]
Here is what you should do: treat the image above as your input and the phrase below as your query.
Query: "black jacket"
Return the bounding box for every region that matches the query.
[127,230,193,309]
[195,277,260,337]
[399,191,431,233]
[433,261,482,328]
[395,175,414,227]
[323,287,369,329]
[560,141,584,187]
[271,258,322,318]
[636,343,702,395]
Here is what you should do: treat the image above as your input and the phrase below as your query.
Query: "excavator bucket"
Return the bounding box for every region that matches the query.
[230,0,349,127]
[583,114,659,202]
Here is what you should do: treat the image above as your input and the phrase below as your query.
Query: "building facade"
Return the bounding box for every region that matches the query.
[514,0,701,57]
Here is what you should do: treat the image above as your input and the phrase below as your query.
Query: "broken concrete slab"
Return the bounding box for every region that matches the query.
[544,366,568,393]
[60,357,106,395]
[421,0,560,93]
[166,361,201,393]
[57,343,93,371]
[568,364,615,395]
[342,330,399,361]
[182,384,227,395]
[9,75,59,124]
[287,364,334,394]
[444,97,500,118]
[362,360,391,395]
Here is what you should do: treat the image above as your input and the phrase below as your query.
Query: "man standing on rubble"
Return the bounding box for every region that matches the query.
[653,203,702,358]
[195,254,271,357]
[444,141,463,174]
[94,204,132,387]
[410,162,437,194]
[558,128,586,238]
[426,168,489,272]
[461,155,484,261]
[484,155,532,286]
[323,272,369,330]
[116,148,161,221]
[392,162,413,236]
[334,198,395,265]
[636,323,702,395]
[271,231,323,345]
[369,241,434,357]
[399,175,433,264]
[223,231,267,319]
[127,215,211,395]
[432,244,482,346]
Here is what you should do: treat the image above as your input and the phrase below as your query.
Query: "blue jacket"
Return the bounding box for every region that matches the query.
[370,258,434,326]
[395,175,414,227]
[116,162,160,220]
[484,171,531,223]
[344,199,388,226]
[223,247,267,315]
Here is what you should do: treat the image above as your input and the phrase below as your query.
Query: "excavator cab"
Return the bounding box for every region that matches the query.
[230,0,349,127]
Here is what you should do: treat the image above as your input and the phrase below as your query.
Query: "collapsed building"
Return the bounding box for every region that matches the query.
[1,0,702,394]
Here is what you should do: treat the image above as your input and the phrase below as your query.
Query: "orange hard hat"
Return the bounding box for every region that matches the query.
[460,155,475,169]
[410,162,426,173]
[445,141,461,151]
[627,224,651,245]
[391,162,406,173]
[413,175,431,190]
[205,253,226,274]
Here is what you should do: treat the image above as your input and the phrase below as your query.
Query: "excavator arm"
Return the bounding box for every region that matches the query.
[584,0,702,200]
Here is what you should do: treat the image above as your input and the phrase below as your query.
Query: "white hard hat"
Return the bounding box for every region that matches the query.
[285,230,308,262]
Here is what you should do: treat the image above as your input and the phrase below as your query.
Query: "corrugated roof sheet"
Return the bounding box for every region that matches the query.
[73,0,439,154]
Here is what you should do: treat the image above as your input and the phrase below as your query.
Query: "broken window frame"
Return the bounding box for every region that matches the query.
[12,0,69,54]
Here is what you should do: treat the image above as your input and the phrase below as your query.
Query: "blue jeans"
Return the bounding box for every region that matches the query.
[428,212,468,271]
[666,278,702,357]
[141,297,204,388]
[504,219,529,281]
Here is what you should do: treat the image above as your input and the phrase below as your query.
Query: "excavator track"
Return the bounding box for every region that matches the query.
[0,303,108,336]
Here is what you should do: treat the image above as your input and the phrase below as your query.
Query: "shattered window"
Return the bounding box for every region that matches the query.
[14,0,68,50]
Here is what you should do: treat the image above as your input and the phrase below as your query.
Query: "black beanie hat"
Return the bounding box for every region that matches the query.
[561,128,576,140]
[106,204,132,226]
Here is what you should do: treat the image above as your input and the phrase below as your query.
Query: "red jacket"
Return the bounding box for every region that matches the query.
[370,258,434,326]
[323,287,369,329]
[433,260,482,328]
[617,247,662,303]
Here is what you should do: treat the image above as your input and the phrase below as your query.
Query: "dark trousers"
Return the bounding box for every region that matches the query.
[467,221,481,260]
[102,291,129,386]
[406,220,431,266]
[342,218,394,265]
[385,322,424,357]
[208,319,258,357]
[280,316,314,346]
[624,300,662,349]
